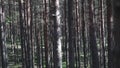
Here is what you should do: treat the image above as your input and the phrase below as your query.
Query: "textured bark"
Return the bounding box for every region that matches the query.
[25,0,34,67]
[51,0,62,68]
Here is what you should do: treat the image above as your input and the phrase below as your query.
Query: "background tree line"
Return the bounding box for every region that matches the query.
[0,0,120,68]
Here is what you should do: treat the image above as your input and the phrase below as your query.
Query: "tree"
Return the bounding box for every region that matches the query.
[0,0,8,68]
[112,0,120,68]
[67,0,75,68]
[43,0,50,68]
[88,0,99,68]
[81,0,87,68]
[0,0,117,68]
[18,0,26,67]
[106,0,112,68]
[51,0,62,68]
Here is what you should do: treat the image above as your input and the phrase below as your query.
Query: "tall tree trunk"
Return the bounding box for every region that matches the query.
[81,0,87,68]
[34,6,42,68]
[100,0,106,68]
[44,0,50,67]
[68,0,75,68]
[0,0,7,68]
[106,0,112,68]
[18,0,26,67]
[112,0,120,68]
[88,0,99,68]
[51,0,62,68]
[25,0,34,67]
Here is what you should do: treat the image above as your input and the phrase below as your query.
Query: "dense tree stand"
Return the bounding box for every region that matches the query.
[0,0,119,68]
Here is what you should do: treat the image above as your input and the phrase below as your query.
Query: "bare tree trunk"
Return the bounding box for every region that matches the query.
[88,0,99,68]
[81,0,87,68]
[68,0,75,68]
[112,0,120,68]
[106,0,112,68]
[99,0,106,68]
[18,0,26,67]
[0,0,7,68]
[51,0,62,68]
[25,0,34,67]
[43,0,50,67]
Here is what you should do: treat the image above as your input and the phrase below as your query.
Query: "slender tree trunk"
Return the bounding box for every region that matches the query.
[81,0,87,68]
[99,0,106,68]
[34,6,42,68]
[25,0,34,67]
[43,0,50,67]
[19,0,26,67]
[51,0,62,68]
[112,0,120,68]
[0,0,7,68]
[106,0,112,68]
[88,0,99,68]
[63,0,69,67]
[68,0,75,68]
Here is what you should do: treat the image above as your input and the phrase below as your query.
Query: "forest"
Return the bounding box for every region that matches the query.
[0,0,120,68]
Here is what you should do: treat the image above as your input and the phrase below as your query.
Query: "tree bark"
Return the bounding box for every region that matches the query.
[51,0,62,68]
